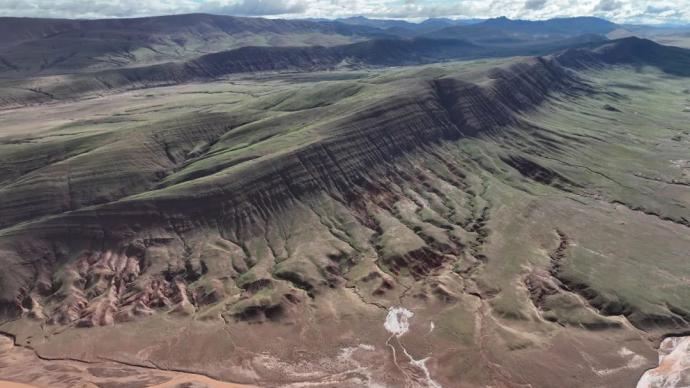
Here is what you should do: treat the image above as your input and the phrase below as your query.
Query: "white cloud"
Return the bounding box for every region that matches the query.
[198,0,307,16]
[0,0,688,24]
[595,0,622,12]
[524,0,548,11]
[0,0,198,18]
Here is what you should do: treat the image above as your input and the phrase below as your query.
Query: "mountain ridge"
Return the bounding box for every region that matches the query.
[0,37,686,325]
[0,35,621,108]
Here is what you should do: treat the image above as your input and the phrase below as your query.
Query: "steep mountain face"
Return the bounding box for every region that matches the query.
[0,56,573,285]
[0,56,574,231]
[0,37,689,387]
[0,13,384,76]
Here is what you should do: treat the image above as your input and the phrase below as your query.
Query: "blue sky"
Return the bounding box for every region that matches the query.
[0,0,686,24]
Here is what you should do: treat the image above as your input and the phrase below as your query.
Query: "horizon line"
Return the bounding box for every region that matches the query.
[1,12,688,27]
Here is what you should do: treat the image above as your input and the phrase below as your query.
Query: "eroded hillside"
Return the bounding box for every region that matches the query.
[0,38,689,387]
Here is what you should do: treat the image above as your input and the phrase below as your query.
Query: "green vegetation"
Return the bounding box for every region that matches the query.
[1,39,689,387]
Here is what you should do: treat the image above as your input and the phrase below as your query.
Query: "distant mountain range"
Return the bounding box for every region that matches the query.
[423,16,618,41]
[0,14,390,75]
[0,13,687,78]
[333,16,484,34]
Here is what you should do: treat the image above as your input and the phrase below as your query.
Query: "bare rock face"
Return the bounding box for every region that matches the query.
[524,268,561,309]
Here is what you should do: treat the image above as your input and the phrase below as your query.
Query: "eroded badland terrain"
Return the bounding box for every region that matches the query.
[0,14,689,388]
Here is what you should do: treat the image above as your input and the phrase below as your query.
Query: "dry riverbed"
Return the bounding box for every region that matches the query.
[0,334,254,388]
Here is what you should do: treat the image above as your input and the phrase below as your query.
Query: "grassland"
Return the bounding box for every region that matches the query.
[0,48,689,387]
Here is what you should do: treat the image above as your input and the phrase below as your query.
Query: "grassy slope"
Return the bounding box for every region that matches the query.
[473,66,690,329]
[0,58,688,386]
[0,35,612,109]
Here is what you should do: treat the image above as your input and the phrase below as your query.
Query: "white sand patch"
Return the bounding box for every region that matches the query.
[337,343,376,362]
[383,307,442,387]
[637,336,690,388]
[402,349,442,388]
[384,307,414,337]
[593,347,648,377]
